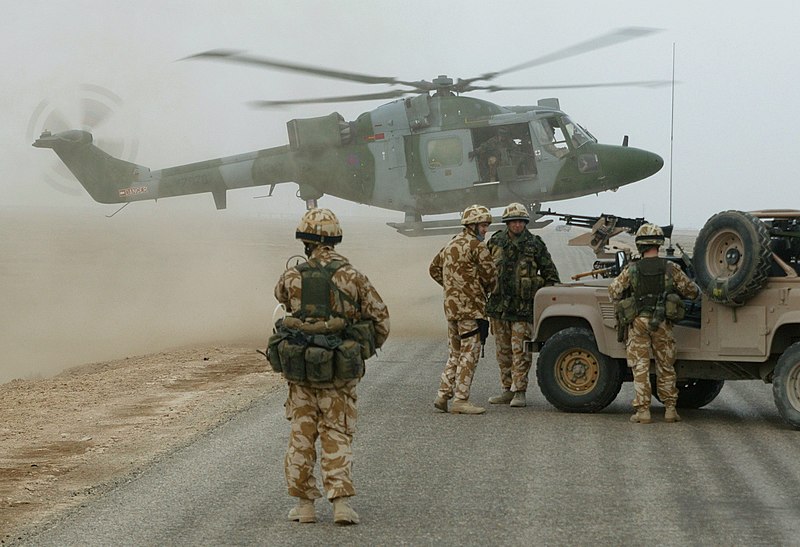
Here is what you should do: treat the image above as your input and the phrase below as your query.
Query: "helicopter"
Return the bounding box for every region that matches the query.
[33,27,666,236]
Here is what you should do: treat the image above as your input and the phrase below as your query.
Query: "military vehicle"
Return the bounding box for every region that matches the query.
[32,28,667,236]
[530,209,800,429]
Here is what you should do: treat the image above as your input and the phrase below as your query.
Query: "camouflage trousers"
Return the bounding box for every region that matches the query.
[626,316,678,409]
[284,380,358,500]
[437,319,481,401]
[491,318,533,392]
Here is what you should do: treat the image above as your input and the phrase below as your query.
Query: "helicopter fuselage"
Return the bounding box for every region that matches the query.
[33,94,663,227]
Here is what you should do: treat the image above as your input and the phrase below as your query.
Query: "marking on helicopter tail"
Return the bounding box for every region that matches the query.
[118,186,148,197]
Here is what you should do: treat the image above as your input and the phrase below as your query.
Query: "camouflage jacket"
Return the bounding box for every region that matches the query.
[486,228,560,322]
[429,228,497,321]
[274,246,390,349]
[609,257,699,308]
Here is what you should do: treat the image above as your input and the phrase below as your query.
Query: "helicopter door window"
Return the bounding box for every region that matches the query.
[427,137,463,168]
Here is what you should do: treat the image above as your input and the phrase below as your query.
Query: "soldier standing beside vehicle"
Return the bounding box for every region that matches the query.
[272,208,390,525]
[486,203,560,408]
[430,204,497,415]
[608,223,699,424]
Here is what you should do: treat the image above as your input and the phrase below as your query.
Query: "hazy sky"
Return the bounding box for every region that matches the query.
[3,0,799,228]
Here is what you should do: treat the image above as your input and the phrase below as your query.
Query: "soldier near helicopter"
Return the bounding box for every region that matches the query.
[430,204,497,414]
[486,203,560,408]
[608,223,699,424]
[469,127,519,182]
[271,208,390,525]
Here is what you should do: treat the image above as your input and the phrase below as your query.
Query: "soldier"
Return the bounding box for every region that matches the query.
[608,224,699,424]
[469,127,517,182]
[486,203,560,408]
[430,204,497,414]
[273,208,390,525]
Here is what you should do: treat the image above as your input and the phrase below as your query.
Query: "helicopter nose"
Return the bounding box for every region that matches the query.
[594,144,663,186]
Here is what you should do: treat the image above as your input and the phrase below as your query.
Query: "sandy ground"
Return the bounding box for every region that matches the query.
[0,206,694,541]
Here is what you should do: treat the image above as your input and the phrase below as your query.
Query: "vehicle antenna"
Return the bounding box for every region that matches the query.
[666,42,676,256]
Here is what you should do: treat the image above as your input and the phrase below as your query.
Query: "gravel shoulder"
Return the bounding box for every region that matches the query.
[0,345,282,541]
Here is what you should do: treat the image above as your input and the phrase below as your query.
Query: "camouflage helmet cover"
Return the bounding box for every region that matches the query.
[461,204,492,225]
[296,208,343,245]
[635,223,665,247]
[501,202,530,223]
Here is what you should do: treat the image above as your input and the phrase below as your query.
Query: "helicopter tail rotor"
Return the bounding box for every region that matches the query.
[27,84,139,196]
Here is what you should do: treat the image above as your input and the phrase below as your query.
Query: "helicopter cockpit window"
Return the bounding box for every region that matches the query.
[427,137,462,168]
[533,118,569,158]
[563,117,594,149]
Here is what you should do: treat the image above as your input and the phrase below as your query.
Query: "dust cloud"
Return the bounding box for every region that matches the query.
[0,208,450,383]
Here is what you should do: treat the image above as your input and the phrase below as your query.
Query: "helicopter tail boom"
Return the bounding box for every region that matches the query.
[33,130,298,209]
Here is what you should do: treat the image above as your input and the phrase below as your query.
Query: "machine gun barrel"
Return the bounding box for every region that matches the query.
[540,208,673,258]
[541,208,672,237]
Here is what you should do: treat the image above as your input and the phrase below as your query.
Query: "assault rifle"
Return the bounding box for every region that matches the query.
[540,209,673,258]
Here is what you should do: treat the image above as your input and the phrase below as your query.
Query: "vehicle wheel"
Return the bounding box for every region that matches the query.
[692,210,771,306]
[536,327,623,413]
[651,377,725,408]
[773,342,800,429]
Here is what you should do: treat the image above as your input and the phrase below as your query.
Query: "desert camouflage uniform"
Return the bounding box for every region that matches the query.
[275,245,389,501]
[429,228,496,401]
[608,258,699,410]
[487,228,560,393]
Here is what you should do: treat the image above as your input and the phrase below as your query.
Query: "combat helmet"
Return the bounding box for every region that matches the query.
[501,202,530,223]
[296,208,343,245]
[461,204,492,226]
[635,223,664,248]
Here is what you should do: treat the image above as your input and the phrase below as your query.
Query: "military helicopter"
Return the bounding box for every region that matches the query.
[33,28,666,236]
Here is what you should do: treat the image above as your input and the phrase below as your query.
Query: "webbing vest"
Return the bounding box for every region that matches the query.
[487,230,541,321]
[630,258,673,316]
[265,259,374,384]
[296,259,355,321]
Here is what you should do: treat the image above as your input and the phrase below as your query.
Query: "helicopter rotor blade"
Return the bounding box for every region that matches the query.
[185,49,428,89]
[465,27,662,86]
[249,89,412,108]
[471,79,674,93]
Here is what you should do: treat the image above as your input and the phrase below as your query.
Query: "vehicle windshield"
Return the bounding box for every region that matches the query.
[562,116,595,148]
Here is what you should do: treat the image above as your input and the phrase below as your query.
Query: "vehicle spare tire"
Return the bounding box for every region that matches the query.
[692,210,771,306]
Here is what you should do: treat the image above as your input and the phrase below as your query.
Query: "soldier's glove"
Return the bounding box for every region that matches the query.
[468,150,477,160]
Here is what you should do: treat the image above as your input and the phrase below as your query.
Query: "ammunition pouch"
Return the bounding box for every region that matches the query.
[335,339,365,380]
[346,320,377,360]
[519,274,544,302]
[304,345,335,383]
[277,338,306,382]
[665,292,686,322]
[615,296,638,328]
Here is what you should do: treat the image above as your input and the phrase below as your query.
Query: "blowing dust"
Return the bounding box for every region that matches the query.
[0,208,449,383]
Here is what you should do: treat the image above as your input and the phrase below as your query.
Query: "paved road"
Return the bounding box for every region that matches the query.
[21,335,800,546]
[20,230,800,546]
